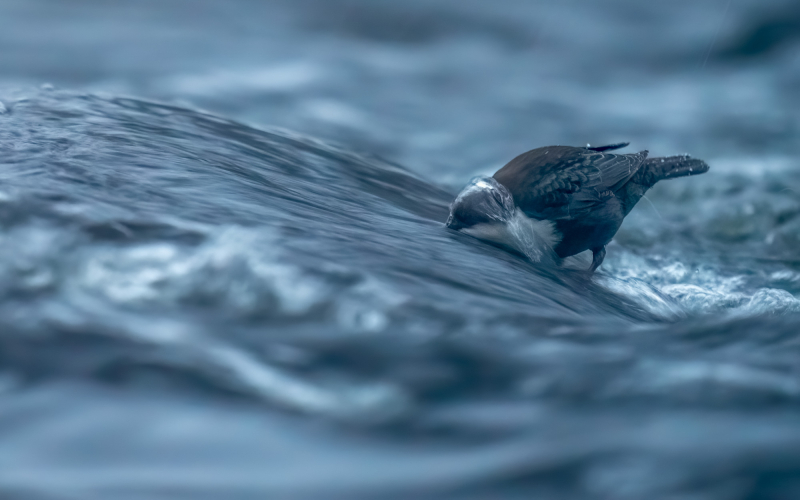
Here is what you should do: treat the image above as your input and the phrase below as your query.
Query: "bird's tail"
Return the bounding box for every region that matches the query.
[642,155,709,184]
[619,155,709,217]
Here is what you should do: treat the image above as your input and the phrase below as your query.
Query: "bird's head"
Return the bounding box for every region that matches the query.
[446,176,516,231]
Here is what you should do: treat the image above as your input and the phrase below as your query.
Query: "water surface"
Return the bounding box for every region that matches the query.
[1,1,800,498]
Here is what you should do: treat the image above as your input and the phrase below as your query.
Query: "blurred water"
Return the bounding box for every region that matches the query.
[1,1,800,499]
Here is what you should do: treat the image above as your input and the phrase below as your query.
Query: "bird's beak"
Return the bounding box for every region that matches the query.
[445,215,464,230]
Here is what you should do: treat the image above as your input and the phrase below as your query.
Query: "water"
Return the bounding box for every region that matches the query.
[1,1,799,498]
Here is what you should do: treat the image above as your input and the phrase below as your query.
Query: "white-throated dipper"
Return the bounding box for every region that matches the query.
[446,143,709,272]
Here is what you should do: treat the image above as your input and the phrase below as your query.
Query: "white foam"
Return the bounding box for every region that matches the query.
[743,288,800,315]
[598,276,684,319]
[79,227,329,315]
[604,251,800,316]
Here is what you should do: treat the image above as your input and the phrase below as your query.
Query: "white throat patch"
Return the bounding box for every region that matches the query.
[462,209,561,262]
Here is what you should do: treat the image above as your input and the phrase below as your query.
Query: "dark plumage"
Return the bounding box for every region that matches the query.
[491,143,709,271]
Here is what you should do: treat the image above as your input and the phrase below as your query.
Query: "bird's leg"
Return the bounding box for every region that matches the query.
[589,246,606,273]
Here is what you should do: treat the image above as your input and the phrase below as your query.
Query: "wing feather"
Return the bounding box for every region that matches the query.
[493,146,648,220]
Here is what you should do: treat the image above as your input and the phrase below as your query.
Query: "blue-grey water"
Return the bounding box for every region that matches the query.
[1,1,800,498]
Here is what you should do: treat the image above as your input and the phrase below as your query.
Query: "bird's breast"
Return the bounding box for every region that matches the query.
[461,210,561,262]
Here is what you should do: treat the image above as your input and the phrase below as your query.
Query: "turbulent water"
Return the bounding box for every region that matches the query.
[1,1,800,499]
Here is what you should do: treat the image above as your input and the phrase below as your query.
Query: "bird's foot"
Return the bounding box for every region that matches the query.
[589,246,606,273]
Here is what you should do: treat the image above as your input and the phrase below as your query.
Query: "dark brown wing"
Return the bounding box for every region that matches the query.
[492,146,648,220]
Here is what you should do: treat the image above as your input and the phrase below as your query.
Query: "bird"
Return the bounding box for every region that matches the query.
[445,143,709,272]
